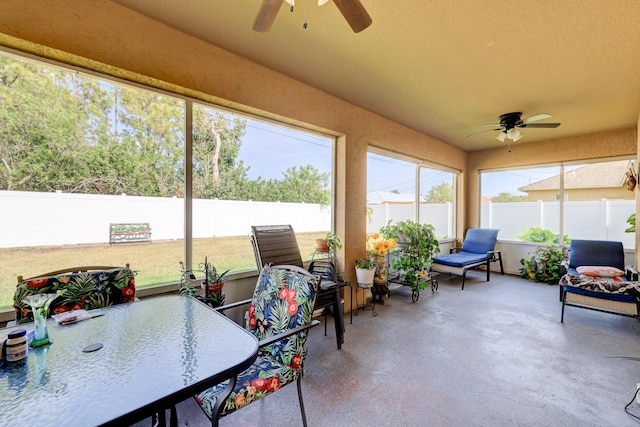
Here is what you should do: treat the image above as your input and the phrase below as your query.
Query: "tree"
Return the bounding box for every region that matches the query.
[0,54,332,204]
[245,166,330,204]
[116,85,185,196]
[424,182,452,203]
[491,192,527,202]
[192,108,248,199]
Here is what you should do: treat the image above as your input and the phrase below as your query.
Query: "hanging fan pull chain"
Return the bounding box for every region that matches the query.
[303,0,308,29]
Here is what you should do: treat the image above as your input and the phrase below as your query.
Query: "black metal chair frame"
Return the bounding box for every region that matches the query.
[250,225,346,350]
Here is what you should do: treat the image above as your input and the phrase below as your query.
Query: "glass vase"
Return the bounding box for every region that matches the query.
[22,293,59,348]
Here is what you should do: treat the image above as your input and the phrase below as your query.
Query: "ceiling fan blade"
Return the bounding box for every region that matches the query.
[332,0,373,33]
[253,0,285,32]
[523,113,552,124]
[479,123,502,127]
[522,123,561,128]
[466,128,502,138]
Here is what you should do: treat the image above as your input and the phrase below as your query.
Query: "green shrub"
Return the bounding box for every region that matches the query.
[518,227,569,244]
[519,245,567,285]
[626,213,635,233]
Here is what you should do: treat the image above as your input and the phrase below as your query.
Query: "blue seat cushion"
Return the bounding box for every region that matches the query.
[461,228,499,254]
[568,239,625,271]
[433,251,488,268]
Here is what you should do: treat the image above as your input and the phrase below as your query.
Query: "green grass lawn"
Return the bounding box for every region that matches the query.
[0,232,324,310]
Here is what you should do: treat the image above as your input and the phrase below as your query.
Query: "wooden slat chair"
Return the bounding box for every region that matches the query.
[14,265,136,324]
[431,228,504,290]
[251,225,346,349]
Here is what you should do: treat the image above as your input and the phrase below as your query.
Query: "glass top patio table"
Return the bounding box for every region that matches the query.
[0,294,258,426]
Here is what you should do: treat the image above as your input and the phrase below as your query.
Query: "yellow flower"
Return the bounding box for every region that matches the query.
[366,233,396,257]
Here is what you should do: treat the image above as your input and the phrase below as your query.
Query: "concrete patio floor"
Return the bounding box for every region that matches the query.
[140,271,640,426]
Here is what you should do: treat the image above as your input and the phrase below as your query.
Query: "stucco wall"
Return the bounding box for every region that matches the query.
[0,0,467,284]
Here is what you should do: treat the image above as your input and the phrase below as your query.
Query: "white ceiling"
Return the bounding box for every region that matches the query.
[112,0,640,151]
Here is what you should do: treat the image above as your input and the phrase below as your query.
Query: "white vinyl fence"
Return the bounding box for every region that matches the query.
[367,203,452,239]
[367,199,635,249]
[481,200,635,249]
[1,191,331,248]
[2,191,635,250]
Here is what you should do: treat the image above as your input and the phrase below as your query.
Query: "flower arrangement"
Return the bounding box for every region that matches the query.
[380,220,440,291]
[365,233,397,257]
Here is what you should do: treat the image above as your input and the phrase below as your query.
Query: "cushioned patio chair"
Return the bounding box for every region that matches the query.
[14,265,136,324]
[250,224,346,349]
[560,239,640,322]
[430,228,503,290]
[194,264,319,427]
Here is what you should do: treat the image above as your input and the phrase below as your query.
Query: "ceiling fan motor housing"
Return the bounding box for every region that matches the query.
[499,112,524,130]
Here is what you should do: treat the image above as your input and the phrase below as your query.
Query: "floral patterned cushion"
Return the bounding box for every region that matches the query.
[195,264,317,419]
[14,267,136,324]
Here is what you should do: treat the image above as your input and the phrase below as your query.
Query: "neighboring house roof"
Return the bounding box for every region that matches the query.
[518,160,631,192]
[367,191,415,204]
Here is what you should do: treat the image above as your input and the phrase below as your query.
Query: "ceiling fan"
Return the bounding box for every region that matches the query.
[467,112,561,142]
[253,0,372,33]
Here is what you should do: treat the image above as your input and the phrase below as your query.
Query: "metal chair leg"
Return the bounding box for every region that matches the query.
[296,376,309,427]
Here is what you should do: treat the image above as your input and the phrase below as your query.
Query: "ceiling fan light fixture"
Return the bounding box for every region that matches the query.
[318,0,330,5]
[507,128,521,140]
[496,132,507,142]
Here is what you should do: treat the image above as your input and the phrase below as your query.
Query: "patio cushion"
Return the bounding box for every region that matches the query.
[560,274,639,303]
[568,240,625,271]
[576,266,625,278]
[460,228,499,254]
[567,267,628,282]
[14,267,136,324]
[432,251,488,268]
[194,264,317,418]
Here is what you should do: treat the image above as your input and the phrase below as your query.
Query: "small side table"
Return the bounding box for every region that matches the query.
[355,282,377,316]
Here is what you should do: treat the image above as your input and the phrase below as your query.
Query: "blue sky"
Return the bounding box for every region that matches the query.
[239,119,332,182]
[238,118,563,198]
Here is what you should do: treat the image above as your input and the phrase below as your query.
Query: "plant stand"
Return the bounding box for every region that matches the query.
[386,267,438,303]
[355,282,377,316]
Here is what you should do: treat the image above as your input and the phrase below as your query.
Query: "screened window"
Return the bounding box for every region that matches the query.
[366,150,456,239]
[480,158,635,248]
[0,50,334,310]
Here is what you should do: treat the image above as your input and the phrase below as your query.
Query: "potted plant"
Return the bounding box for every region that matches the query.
[316,231,343,254]
[519,245,567,285]
[365,233,397,284]
[179,257,230,308]
[355,253,376,286]
[380,220,440,292]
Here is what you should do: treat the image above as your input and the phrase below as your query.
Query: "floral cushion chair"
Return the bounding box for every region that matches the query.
[14,265,136,324]
[195,264,319,427]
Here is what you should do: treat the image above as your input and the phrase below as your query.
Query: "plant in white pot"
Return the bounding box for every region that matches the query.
[355,254,377,287]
